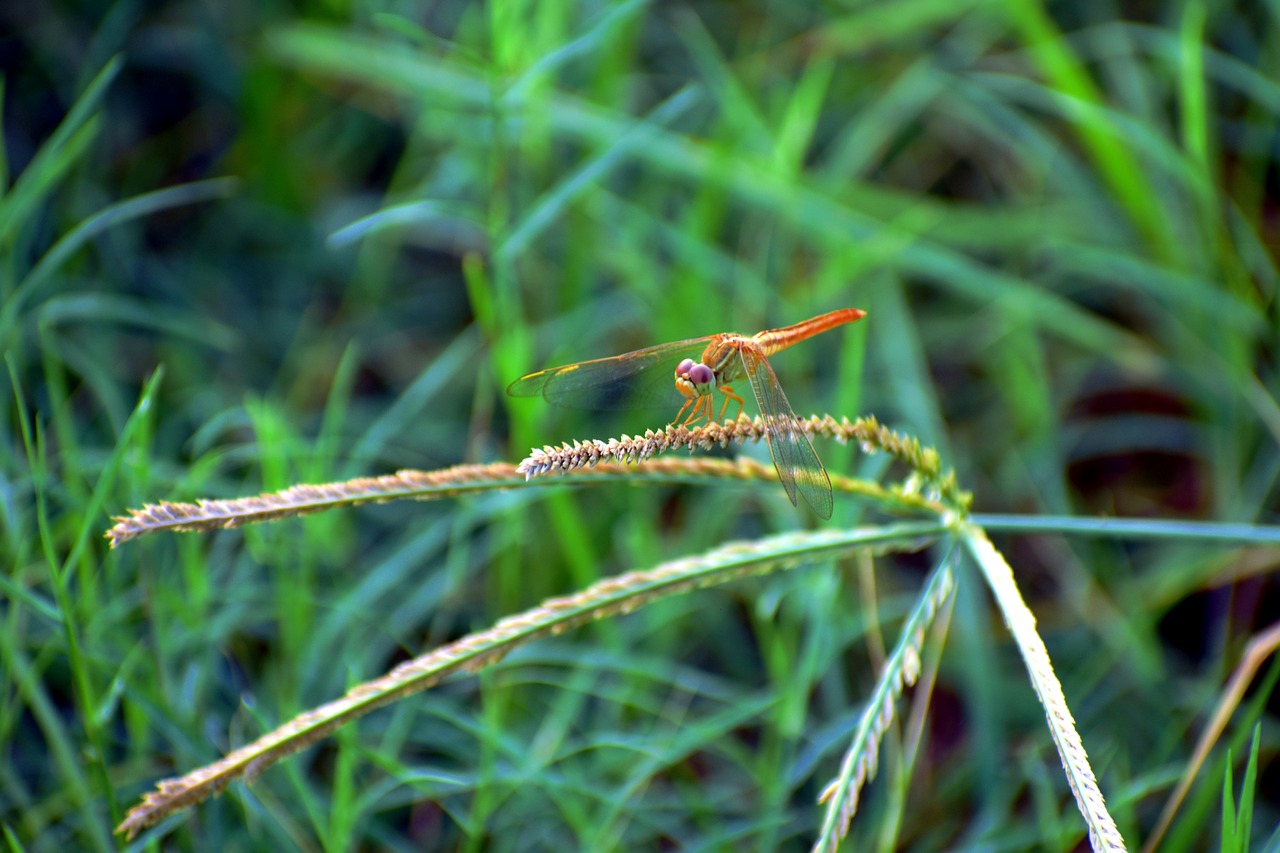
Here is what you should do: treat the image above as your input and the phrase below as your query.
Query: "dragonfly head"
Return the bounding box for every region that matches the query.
[674,358,716,400]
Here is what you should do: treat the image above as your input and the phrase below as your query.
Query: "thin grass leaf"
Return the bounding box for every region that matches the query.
[1040,241,1263,334]
[811,0,989,54]
[673,10,773,151]
[0,77,8,192]
[971,71,1210,216]
[37,292,239,349]
[326,200,487,250]
[0,637,112,851]
[1177,2,1212,175]
[35,369,165,836]
[503,0,651,103]
[28,178,238,297]
[774,56,834,172]
[495,84,702,265]
[972,514,1280,545]
[4,824,27,853]
[589,693,779,850]
[0,57,121,247]
[872,278,950,452]
[351,326,482,463]
[589,192,772,294]
[1001,0,1169,251]
[1234,726,1261,852]
[0,178,239,347]
[7,361,116,851]
[1221,741,1238,850]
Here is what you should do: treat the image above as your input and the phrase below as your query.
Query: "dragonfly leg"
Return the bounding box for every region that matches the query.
[669,397,697,427]
[717,385,745,423]
[680,395,715,426]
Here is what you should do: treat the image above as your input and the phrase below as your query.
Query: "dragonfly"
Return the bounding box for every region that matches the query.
[507,308,866,519]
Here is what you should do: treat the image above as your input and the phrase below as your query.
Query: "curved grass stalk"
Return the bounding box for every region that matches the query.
[115,522,946,840]
[812,555,956,853]
[106,414,963,546]
[961,523,1128,852]
[107,409,1140,849]
[104,457,898,546]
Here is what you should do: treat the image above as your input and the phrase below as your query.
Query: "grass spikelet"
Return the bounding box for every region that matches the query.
[105,463,524,546]
[517,413,971,512]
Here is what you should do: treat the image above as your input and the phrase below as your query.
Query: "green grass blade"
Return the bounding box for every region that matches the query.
[1001,0,1170,251]
[972,514,1280,544]
[0,178,239,346]
[0,57,121,247]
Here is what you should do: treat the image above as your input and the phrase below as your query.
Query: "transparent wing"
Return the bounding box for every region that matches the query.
[507,336,709,411]
[739,344,833,519]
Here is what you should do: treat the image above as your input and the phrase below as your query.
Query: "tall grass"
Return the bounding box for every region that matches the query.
[3,0,1277,850]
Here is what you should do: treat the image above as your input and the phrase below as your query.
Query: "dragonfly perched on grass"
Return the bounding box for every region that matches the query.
[507,308,866,518]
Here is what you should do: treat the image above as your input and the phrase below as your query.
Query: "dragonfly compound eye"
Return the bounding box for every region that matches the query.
[676,358,695,377]
[688,363,714,386]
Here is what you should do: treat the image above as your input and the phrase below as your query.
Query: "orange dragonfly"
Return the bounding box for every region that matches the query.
[508,308,866,519]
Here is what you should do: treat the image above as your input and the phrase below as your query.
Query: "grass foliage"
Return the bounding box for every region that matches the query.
[3,0,1278,850]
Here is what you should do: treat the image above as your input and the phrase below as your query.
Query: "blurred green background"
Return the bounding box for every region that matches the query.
[3,0,1277,849]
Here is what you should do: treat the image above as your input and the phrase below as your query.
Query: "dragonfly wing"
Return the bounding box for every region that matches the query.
[739,345,834,519]
[508,337,709,411]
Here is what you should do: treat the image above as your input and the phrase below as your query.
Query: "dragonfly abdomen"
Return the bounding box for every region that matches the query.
[753,308,866,356]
